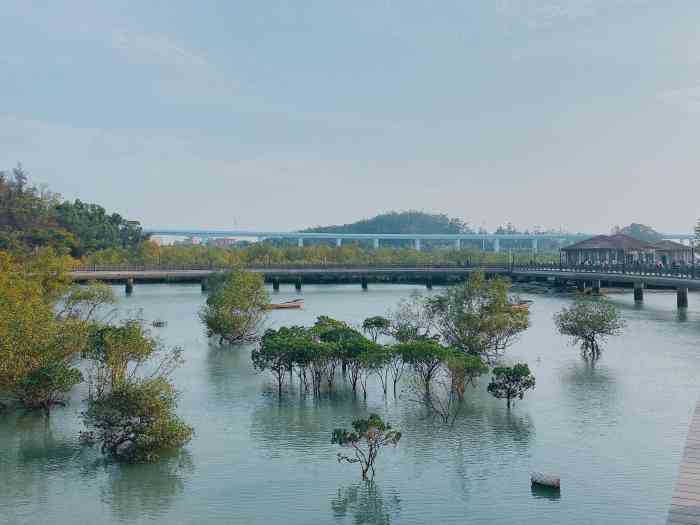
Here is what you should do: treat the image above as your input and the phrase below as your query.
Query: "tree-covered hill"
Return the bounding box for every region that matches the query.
[0,164,145,256]
[612,223,663,243]
[303,210,471,234]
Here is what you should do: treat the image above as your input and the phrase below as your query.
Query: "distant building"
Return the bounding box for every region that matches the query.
[562,234,693,265]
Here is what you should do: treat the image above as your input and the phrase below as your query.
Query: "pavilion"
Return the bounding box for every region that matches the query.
[561,234,693,265]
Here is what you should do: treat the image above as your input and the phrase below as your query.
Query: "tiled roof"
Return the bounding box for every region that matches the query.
[652,240,692,251]
[562,234,654,251]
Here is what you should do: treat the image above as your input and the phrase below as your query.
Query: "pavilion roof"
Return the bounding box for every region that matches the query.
[651,240,692,251]
[562,234,654,252]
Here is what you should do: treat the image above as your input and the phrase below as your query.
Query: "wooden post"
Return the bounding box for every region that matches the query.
[634,282,644,303]
[677,287,689,309]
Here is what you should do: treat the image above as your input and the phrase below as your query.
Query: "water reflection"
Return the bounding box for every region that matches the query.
[101,451,194,522]
[530,483,561,501]
[331,481,401,525]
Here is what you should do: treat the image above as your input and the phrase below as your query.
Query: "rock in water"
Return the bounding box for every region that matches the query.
[531,472,560,489]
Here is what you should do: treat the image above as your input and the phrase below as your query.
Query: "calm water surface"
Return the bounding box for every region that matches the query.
[2,284,700,524]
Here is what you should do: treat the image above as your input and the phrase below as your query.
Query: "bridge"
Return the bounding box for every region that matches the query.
[71,262,699,307]
[143,229,696,253]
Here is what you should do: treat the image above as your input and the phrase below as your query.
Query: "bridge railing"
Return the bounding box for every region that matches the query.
[72,262,511,272]
[513,262,698,280]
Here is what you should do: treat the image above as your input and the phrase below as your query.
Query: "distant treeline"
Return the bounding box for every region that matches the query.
[0,165,145,257]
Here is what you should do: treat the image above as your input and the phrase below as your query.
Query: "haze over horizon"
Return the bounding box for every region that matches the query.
[2,2,699,234]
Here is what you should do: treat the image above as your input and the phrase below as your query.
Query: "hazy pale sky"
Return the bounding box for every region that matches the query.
[2,1,698,234]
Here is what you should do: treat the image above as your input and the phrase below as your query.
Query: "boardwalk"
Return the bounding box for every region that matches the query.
[667,401,700,524]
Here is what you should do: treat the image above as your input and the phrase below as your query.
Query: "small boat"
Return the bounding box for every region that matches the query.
[509,299,533,312]
[266,299,304,310]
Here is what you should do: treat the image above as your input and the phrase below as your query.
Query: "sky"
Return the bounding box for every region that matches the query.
[1,1,699,235]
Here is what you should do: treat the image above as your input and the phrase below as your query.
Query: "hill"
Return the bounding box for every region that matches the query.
[0,164,145,256]
[612,223,663,243]
[303,211,471,235]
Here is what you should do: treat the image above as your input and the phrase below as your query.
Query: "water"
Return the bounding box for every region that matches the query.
[2,284,700,525]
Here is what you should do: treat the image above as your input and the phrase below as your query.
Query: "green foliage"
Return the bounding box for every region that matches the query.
[200,270,269,345]
[14,361,82,414]
[58,282,116,322]
[427,271,529,363]
[487,363,536,408]
[332,414,402,479]
[554,298,626,360]
[82,377,193,463]
[81,318,191,463]
[444,351,488,399]
[252,326,309,395]
[395,340,447,394]
[0,250,88,412]
[361,316,391,343]
[387,294,435,343]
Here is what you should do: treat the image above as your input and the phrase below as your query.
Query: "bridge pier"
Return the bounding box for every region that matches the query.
[414,239,421,251]
[373,238,379,249]
[455,239,461,250]
[576,280,585,293]
[272,277,280,292]
[125,278,134,295]
[201,278,209,292]
[677,287,689,309]
[494,238,500,253]
[336,238,342,247]
[426,277,433,290]
[532,238,538,254]
[634,282,644,303]
[591,280,601,295]
[295,277,302,292]
[361,276,368,290]
[297,238,304,248]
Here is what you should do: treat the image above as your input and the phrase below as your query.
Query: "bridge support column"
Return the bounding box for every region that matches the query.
[634,282,644,303]
[414,239,421,251]
[336,238,342,247]
[426,277,433,290]
[272,277,280,292]
[297,238,304,248]
[295,277,302,292]
[591,280,601,295]
[532,238,538,254]
[455,239,461,250]
[494,238,500,253]
[576,280,585,293]
[361,276,368,290]
[373,238,379,249]
[677,287,689,309]
[125,278,134,295]
[201,278,209,292]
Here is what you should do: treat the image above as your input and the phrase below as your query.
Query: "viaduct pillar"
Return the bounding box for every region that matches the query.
[455,239,461,250]
[414,239,421,251]
[532,238,538,254]
[494,238,500,253]
[336,238,342,247]
[297,238,304,248]
[373,238,380,249]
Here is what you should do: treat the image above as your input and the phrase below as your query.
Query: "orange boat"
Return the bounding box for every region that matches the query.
[509,300,532,312]
[266,299,304,310]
